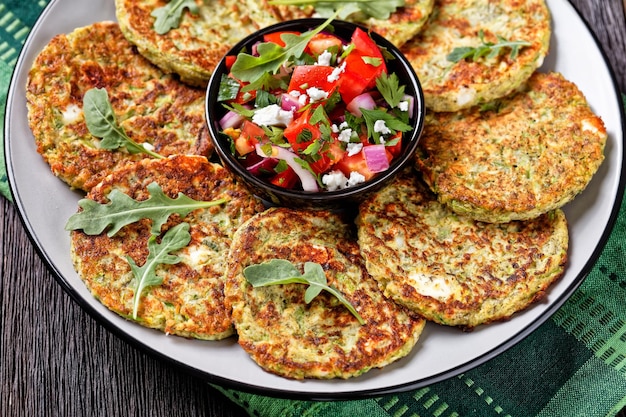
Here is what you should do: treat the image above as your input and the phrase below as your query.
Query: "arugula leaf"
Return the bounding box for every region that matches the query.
[83,88,163,159]
[268,0,404,20]
[230,13,336,84]
[447,30,531,63]
[376,72,406,108]
[128,222,191,319]
[243,259,365,324]
[65,182,228,237]
[151,0,199,35]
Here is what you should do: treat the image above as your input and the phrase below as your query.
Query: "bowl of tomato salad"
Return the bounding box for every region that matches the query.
[206,17,425,208]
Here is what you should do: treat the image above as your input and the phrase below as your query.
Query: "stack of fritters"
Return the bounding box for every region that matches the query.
[25,0,608,379]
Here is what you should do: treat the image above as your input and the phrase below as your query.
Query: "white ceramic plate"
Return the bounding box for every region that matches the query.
[5,0,624,399]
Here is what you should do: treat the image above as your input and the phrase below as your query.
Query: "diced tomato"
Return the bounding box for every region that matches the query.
[335,151,376,181]
[385,132,403,157]
[350,27,383,58]
[338,29,387,103]
[283,108,322,152]
[309,139,346,175]
[263,31,300,47]
[225,55,237,71]
[228,76,256,104]
[235,120,266,155]
[287,65,337,95]
[270,166,299,189]
[306,33,343,56]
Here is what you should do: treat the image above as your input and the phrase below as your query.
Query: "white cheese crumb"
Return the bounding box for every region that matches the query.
[582,119,599,133]
[374,119,391,135]
[306,87,329,102]
[252,104,294,126]
[327,62,346,83]
[346,142,363,156]
[337,128,353,143]
[346,171,366,187]
[322,170,348,191]
[456,86,476,107]
[142,142,155,152]
[61,104,82,125]
[316,50,332,66]
[322,170,366,191]
[398,101,409,112]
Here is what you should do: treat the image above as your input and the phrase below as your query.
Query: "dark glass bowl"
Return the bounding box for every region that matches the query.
[206,18,425,209]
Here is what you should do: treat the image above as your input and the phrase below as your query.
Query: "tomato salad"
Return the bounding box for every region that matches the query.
[216,21,415,192]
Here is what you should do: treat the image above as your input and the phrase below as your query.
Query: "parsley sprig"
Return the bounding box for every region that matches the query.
[447,30,531,63]
[243,259,365,325]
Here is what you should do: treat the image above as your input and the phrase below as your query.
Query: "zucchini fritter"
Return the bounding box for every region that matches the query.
[416,72,607,223]
[225,208,425,379]
[356,168,569,329]
[401,0,551,112]
[70,155,265,340]
[26,22,211,192]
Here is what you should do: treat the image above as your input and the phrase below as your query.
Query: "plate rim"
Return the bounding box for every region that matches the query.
[4,0,625,400]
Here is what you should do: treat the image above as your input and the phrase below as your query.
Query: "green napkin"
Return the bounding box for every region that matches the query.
[3,2,626,416]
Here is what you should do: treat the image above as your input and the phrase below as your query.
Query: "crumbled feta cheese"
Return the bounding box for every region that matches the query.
[331,124,340,133]
[322,169,366,191]
[347,171,366,187]
[374,119,391,135]
[306,87,328,102]
[61,104,82,125]
[316,50,332,66]
[398,100,409,112]
[456,86,476,107]
[322,170,348,191]
[252,104,293,126]
[142,142,155,151]
[338,128,353,143]
[288,90,301,98]
[298,94,308,106]
[327,62,346,83]
[346,142,362,156]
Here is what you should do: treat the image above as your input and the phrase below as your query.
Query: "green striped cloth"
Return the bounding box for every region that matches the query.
[2,1,626,416]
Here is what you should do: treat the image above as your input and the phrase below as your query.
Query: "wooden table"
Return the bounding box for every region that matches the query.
[2,1,625,416]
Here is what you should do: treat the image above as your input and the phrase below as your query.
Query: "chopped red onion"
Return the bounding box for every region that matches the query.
[280,93,301,112]
[246,157,278,176]
[255,144,319,192]
[363,144,389,173]
[219,110,245,130]
[346,92,376,117]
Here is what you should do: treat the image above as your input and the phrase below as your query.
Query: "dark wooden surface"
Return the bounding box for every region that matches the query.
[2,1,625,416]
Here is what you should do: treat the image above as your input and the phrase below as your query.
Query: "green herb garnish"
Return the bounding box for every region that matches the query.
[83,88,163,159]
[269,0,404,20]
[243,259,365,325]
[151,0,199,35]
[128,222,192,319]
[447,30,531,63]
[230,13,337,85]
[376,72,406,109]
[360,107,412,143]
[65,182,228,236]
